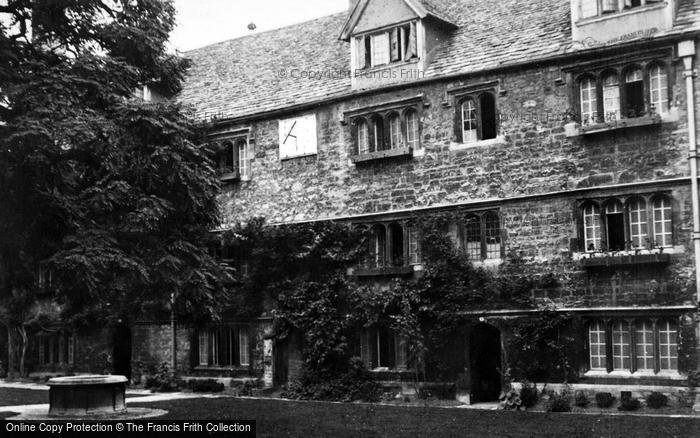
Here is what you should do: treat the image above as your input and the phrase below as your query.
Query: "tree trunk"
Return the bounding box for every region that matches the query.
[18,326,28,377]
[7,325,17,379]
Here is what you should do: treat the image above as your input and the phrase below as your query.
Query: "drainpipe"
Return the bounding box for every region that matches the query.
[679,40,700,304]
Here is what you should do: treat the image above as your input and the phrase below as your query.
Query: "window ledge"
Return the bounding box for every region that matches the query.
[412,147,426,158]
[370,367,411,373]
[358,58,420,75]
[578,252,671,268]
[280,153,317,162]
[449,136,506,151]
[573,247,683,261]
[351,265,417,277]
[566,115,662,137]
[584,370,684,380]
[351,146,413,164]
[194,366,250,372]
[219,172,240,182]
[575,3,667,26]
[471,258,504,268]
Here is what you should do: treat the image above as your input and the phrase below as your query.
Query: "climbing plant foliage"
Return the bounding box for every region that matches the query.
[225,214,578,396]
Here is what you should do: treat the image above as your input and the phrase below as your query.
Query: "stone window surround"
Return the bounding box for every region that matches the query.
[576,192,674,253]
[37,332,75,366]
[445,80,505,149]
[196,326,252,370]
[460,211,504,262]
[569,54,673,126]
[344,95,425,159]
[354,20,419,70]
[209,128,252,182]
[584,317,680,377]
[361,220,422,271]
[360,327,409,372]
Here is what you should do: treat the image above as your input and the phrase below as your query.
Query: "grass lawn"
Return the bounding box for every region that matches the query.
[127,397,700,438]
[2,388,698,437]
[0,388,48,407]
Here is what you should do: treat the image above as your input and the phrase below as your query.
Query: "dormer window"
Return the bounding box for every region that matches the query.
[580,0,663,19]
[356,22,417,70]
[341,1,455,90]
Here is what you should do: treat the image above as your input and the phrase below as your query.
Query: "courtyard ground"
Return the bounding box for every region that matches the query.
[1,385,699,437]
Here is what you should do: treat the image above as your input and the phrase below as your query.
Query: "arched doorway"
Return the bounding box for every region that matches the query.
[469,323,502,403]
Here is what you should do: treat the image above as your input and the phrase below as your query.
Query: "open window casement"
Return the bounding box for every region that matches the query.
[405,22,417,59]
[390,28,401,62]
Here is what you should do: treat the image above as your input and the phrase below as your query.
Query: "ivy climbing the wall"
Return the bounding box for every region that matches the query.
[223,216,578,399]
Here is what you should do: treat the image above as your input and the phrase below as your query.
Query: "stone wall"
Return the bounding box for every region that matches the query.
[131,321,270,382]
[131,323,192,375]
[202,41,700,387]
[210,42,699,310]
[217,45,693,225]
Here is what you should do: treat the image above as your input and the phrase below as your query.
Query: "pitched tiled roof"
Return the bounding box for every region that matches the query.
[179,0,700,121]
[180,13,351,121]
[677,0,700,26]
[416,0,454,23]
[423,0,572,77]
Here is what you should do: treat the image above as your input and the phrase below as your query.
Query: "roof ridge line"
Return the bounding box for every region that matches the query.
[184,11,348,54]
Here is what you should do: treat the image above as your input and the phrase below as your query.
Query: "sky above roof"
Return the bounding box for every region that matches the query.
[170,0,349,52]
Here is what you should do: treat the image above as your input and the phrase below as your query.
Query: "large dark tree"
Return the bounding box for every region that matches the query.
[0,0,230,376]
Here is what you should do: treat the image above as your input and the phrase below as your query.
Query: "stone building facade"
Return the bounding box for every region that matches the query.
[35,0,700,401]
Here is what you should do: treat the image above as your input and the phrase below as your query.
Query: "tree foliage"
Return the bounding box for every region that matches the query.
[0,0,229,349]
[226,215,576,393]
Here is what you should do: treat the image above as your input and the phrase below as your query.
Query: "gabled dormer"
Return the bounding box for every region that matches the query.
[340,0,456,90]
[571,0,678,48]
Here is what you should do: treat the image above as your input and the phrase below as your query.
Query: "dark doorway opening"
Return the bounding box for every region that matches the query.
[606,213,625,251]
[625,80,644,118]
[112,325,132,380]
[469,323,502,403]
[273,340,288,387]
[389,223,404,267]
[480,93,497,140]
